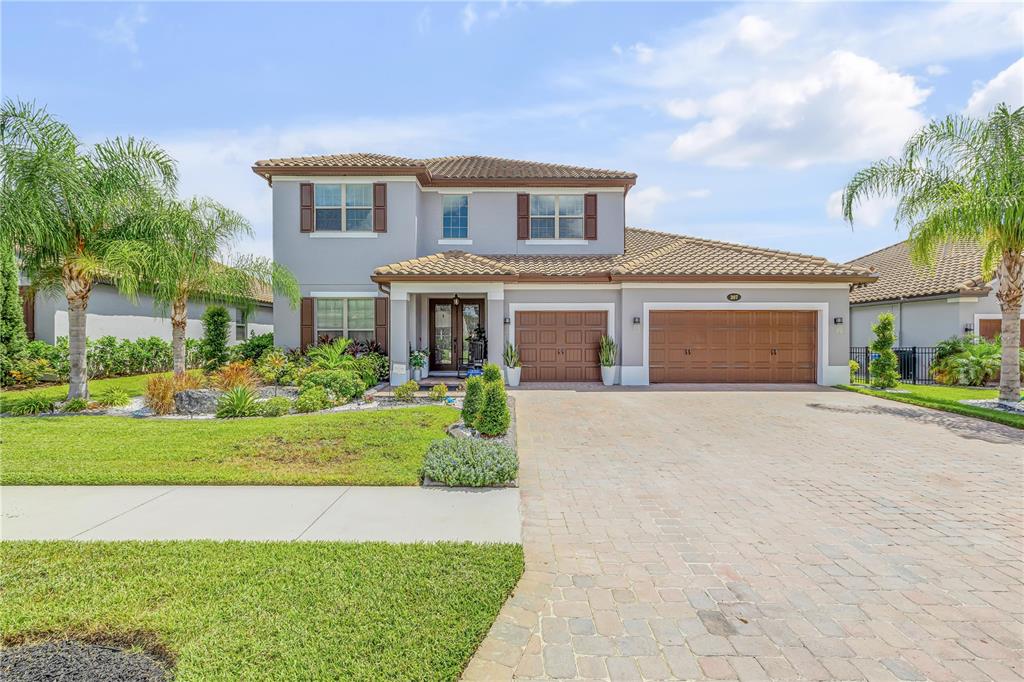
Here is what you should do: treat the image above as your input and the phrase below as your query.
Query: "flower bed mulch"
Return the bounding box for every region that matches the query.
[0,640,171,681]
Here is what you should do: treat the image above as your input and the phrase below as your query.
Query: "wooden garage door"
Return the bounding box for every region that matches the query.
[979,318,1024,342]
[649,310,817,383]
[516,310,606,382]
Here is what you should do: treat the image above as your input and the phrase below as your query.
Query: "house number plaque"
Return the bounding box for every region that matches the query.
[726,293,741,301]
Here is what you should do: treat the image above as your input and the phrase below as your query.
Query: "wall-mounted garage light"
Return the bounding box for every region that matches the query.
[964,323,974,333]
[633,316,641,325]
[833,316,844,325]
[503,316,511,324]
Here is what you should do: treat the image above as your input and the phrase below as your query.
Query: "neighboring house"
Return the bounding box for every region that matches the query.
[18,278,273,345]
[254,153,874,386]
[848,240,1018,347]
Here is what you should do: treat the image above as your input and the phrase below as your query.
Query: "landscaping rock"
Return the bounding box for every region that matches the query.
[960,398,1024,415]
[173,388,223,415]
[0,640,170,681]
[256,386,300,400]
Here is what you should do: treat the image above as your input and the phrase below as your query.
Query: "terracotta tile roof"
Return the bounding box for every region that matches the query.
[252,153,635,184]
[372,228,876,283]
[847,240,990,304]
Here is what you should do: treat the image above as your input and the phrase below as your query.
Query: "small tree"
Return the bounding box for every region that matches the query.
[200,305,231,371]
[868,313,900,389]
[476,381,510,437]
[462,375,485,425]
[0,243,28,385]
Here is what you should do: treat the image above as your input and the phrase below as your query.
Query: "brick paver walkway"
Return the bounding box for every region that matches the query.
[464,387,1023,681]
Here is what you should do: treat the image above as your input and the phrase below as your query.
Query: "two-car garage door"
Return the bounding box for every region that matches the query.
[649,310,817,383]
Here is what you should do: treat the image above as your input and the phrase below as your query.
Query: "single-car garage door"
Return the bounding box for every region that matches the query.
[649,310,817,383]
[516,310,605,382]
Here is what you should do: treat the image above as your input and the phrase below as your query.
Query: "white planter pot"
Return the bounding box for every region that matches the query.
[411,367,422,381]
[505,366,522,387]
[600,366,616,387]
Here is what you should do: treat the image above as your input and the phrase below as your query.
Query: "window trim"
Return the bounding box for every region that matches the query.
[529,194,585,240]
[313,183,374,233]
[314,297,375,341]
[441,193,470,240]
[235,309,249,342]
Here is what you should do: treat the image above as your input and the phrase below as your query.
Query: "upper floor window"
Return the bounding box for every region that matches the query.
[314,184,373,232]
[530,195,584,240]
[316,298,374,344]
[442,194,469,239]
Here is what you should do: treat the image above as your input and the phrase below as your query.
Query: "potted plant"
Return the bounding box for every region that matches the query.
[409,348,427,381]
[503,342,521,387]
[598,335,617,386]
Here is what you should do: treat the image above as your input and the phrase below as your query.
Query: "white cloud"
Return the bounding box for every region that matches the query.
[826,189,895,228]
[683,188,711,199]
[461,3,478,33]
[669,51,930,168]
[631,42,655,64]
[416,7,431,35]
[965,58,1024,117]
[925,64,949,77]
[665,98,699,120]
[95,4,148,54]
[626,185,671,224]
[735,15,792,53]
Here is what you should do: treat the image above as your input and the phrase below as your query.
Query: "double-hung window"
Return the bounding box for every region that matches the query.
[315,298,375,344]
[314,184,373,232]
[442,194,469,239]
[530,195,584,239]
[235,309,248,341]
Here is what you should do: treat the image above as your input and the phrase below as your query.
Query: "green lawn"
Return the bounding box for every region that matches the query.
[0,373,157,412]
[840,382,1023,429]
[0,541,523,681]
[1,407,460,485]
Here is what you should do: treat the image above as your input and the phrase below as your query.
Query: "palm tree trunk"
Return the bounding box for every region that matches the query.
[62,266,92,400]
[995,250,1022,405]
[171,298,188,375]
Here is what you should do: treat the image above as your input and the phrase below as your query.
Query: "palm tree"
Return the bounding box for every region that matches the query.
[843,103,1023,405]
[146,196,300,375]
[0,100,176,399]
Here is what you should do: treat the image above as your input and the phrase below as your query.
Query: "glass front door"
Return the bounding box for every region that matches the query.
[429,299,484,372]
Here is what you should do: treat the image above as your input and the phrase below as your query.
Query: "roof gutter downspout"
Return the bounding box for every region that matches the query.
[897,297,904,346]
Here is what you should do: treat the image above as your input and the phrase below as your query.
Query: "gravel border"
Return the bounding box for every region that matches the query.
[960,398,1024,415]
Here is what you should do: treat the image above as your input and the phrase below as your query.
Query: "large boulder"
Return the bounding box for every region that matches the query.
[173,389,223,415]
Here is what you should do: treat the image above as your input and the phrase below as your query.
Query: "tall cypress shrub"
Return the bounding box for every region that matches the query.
[200,305,231,371]
[0,245,28,386]
[869,312,900,389]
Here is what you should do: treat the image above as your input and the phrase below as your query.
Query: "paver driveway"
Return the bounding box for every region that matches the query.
[464,387,1023,681]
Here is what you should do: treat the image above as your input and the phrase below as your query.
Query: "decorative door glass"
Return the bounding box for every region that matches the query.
[433,303,453,367]
[460,303,481,366]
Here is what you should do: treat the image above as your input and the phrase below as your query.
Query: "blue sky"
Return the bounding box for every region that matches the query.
[4,1,1022,262]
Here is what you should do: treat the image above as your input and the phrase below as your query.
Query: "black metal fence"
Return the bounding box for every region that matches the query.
[850,346,938,385]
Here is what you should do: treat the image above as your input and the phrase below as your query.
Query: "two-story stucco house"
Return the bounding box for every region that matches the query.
[253,153,874,386]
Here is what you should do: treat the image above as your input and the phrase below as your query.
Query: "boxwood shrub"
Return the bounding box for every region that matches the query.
[302,369,365,402]
[422,438,518,487]
[476,380,510,437]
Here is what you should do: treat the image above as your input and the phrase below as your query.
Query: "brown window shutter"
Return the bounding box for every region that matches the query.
[19,286,34,341]
[374,297,389,353]
[300,183,314,233]
[373,183,387,232]
[517,193,530,240]
[300,297,314,351]
[584,193,598,241]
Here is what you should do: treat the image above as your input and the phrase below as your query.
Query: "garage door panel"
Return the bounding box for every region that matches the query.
[517,310,606,382]
[650,310,817,383]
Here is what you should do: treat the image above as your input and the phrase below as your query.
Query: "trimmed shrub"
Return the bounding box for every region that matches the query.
[216,386,259,418]
[145,372,203,415]
[211,361,258,390]
[259,396,293,417]
[94,388,131,407]
[392,379,418,402]
[868,313,900,389]
[422,438,518,487]
[62,397,89,413]
[350,355,381,389]
[461,376,484,425]
[361,351,390,383]
[231,332,274,363]
[482,363,502,383]
[8,394,55,416]
[200,305,231,371]
[429,383,448,401]
[9,357,53,387]
[302,369,365,402]
[476,380,510,437]
[0,245,28,387]
[295,385,331,413]
[848,359,860,383]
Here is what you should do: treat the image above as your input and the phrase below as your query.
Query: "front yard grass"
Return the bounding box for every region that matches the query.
[839,382,1023,429]
[1,407,460,485]
[0,541,524,681]
[0,373,157,412]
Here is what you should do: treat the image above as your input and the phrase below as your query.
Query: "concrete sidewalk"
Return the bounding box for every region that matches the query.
[0,486,521,542]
